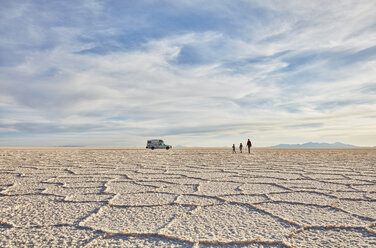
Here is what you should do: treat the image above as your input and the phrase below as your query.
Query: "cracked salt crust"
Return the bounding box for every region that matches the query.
[1,148,376,247]
[110,192,177,206]
[68,168,122,175]
[280,179,353,191]
[63,181,106,188]
[161,204,297,242]
[0,174,21,186]
[352,184,376,192]
[1,182,46,195]
[161,177,206,185]
[243,172,303,180]
[65,193,113,202]
[257,202,372,227]
[366,192,376,200]
[267,191,337,206]
[337,199,376,219]
[0,201,104,227]
[0,195,64,212]
[221,176,287,184]
[129,173,182,180]
[219,194,269,204]
[0,226,104,248]
[104,181,156,194]
[81,205,193,233]
[42,184,103,196]
[287,228,376,247]
[197,182,242,196]
[304,173,346,180]
[200,243,285,248]
[320,179,373,185]
[175,195,223,206]
[330,191,368,200]
[347,175,376,181]
[135,180,176,188]
[157,184,198,194]
[178,172,235,180]
[46,176,115,184]
[89,234,194,247]
[240,183,289,194]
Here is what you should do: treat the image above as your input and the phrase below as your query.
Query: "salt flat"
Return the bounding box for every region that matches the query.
[1,148,376,247]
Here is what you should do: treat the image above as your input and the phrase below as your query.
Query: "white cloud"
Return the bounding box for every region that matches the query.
[1,0,376,146]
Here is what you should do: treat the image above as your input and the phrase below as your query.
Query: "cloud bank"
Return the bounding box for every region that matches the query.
[1,0,376,146]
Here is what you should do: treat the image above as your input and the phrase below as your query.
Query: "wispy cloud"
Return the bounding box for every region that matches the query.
[1,0,376,146]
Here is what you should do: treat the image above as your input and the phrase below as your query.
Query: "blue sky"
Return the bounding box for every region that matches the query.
[1,0,376,147]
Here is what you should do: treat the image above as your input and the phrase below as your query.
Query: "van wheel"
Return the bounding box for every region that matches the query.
[151,147,154,150]
[166,147,169,150]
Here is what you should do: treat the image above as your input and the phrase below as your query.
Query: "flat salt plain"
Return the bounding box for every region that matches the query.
[1,148,376,247]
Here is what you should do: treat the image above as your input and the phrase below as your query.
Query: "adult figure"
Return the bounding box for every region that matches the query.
[232,144,236,153]
[247,139,252,153]
[239,143,243,153]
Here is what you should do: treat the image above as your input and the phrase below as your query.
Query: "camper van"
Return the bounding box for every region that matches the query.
[146,139,172,150]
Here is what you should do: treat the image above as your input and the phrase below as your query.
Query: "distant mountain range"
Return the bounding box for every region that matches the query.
[271,142,357,148]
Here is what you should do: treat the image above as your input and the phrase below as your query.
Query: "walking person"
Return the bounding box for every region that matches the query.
[239,143,243,153]
[232,144,236,153]
[247,139,252,153]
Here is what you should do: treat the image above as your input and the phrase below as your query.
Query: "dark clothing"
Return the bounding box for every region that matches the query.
[247,140,252,153]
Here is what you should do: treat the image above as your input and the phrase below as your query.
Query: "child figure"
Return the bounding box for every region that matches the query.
[232,144,236,153]
[239,143,243,153]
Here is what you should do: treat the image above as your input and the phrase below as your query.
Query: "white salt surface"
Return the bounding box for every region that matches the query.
[1,148,376,247]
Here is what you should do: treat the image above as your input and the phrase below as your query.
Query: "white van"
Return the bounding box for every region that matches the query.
[146,139,172,150]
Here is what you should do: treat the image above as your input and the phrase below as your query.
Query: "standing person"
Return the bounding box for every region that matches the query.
[239,143,243,153]
[247,139,252,153]
[232,144,236,153]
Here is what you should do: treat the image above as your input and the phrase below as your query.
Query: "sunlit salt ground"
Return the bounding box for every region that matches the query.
[1,148,376,247]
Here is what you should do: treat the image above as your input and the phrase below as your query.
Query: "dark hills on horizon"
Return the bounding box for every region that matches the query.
[271,142,358,148]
